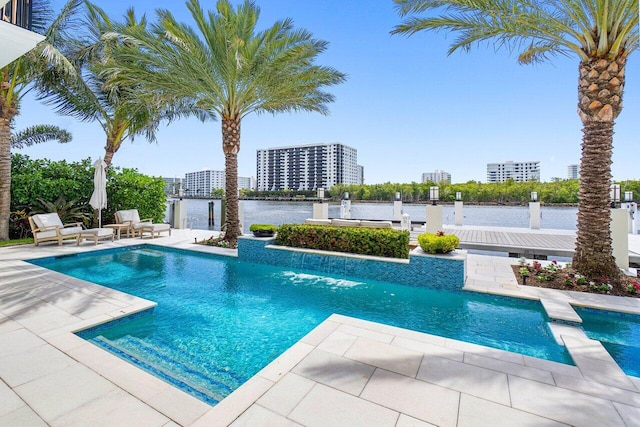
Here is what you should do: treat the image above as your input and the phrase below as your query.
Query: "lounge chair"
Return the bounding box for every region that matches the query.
[28,213,84,246]
[114,209,171,239]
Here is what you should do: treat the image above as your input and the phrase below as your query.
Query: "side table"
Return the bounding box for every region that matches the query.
[104,224,132,239]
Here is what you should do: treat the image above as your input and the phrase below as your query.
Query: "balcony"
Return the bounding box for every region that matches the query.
[0,0,44,68]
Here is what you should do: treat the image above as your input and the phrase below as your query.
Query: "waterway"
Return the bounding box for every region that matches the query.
[166,199,579,233]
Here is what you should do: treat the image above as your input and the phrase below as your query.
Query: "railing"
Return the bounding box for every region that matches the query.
[1,0,33,30]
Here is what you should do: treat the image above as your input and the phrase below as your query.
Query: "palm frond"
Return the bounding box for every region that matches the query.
[11,125,72,149]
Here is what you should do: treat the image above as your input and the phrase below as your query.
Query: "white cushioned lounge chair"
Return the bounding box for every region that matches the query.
[115,209,171,239]
[28,213,83,246]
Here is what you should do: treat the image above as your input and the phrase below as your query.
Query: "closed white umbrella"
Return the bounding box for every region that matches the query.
[89,157,107,228]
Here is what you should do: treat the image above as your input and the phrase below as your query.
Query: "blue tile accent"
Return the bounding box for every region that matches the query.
[238,236,465,291]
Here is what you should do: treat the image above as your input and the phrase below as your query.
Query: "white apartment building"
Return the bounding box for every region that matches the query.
[421,170,451,184]
[357,165,364,185]
[1,1,45,68]
[567,164,580,180]
[256,143,358,191]
[486,161,540,183]
[184,170,252,196]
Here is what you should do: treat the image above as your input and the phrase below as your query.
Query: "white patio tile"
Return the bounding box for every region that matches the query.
[459,394,568,427]
[360,368,459,427]
[291,349,375,396]
[230,404,301,427]
[343,337,423,377]
[50,388,169,427]
[0,405,47,426]
[192,375,274,427]
[0,316,21,334]
[14,306,83,334]
[509,375,625,426]
[522,355,582,378]
[0,380,25,417]
[395,413,437,427]
[336,323,394,343]
[288,383,399,427]
[257,341,315,383]
[14,364,117,422]
[299,320,340,346]
[463,352,555,385]
[43,330,89,352]
[316,330,357,356]
[570,354,637,391]
[552,373,640,408]
[417,355,510,405]
[0,343,74,387]
[392,336,464,362]
[380,324,447,347]
[257,373,315,417]
[0,328,46,358]
[444,338,525,365]
[145,384,210,426]
[612,401,640,426]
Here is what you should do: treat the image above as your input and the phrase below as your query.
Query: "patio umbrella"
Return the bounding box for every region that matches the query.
[89,157,107,228]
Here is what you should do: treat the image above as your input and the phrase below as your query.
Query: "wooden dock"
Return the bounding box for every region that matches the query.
[408,225,640,264]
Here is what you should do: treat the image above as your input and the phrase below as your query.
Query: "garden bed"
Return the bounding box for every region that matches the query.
[511,261,640,298]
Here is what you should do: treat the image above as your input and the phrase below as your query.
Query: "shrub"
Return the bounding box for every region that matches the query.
[275,224,409,259]
[249,224,277,232]
[417,232,460,254]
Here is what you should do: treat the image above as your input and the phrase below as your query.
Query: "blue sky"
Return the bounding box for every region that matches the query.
[14,0,639,184]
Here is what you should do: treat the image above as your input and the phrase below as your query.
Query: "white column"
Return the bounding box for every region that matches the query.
[239,201,245,234]
[529,202,541,229]
[313,203,329,219]
[401,213,411,231]
[173,200,186,229]
[454,201,463,226]
[425,205,443,234]
[611,208,629,270]
[340,200,351,219]
[393,201,403,221]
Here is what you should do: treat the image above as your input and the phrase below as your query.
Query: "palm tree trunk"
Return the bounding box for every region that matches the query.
[572,57,626,281]
[222,116,241,243]
[0,116,12,240]
[0,82,17,240]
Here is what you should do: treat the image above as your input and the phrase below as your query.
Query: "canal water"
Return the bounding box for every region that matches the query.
[166,199,579,233]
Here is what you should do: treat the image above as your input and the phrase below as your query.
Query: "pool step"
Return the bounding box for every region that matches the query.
[92,335,244,404]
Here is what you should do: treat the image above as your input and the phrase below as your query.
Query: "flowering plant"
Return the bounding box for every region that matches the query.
[589,277,613,293]
[627,281,640,294]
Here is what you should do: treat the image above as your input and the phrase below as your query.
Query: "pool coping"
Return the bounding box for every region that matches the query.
[1,229,640,425]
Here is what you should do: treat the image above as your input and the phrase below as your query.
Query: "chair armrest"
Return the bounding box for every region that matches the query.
[63,222,83,228]
[140,218,153,223]
[33,225,60,233]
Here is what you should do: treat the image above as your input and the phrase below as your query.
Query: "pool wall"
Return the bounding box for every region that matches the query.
[238,236,467,291]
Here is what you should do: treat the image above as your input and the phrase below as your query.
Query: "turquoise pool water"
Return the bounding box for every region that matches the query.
[575,307,640,378]
[31,245,571,404]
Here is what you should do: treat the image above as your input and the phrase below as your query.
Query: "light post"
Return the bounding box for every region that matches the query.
[610,184,621,208]
[529,191,541,229]
[429,186,439,206]
[454,192,463,226]
[610,183,629,269]
[531,191,538,202]
[426,186,442,233]
[393,191,403,221]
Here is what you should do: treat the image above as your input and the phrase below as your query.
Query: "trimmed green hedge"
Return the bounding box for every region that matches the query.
[275,224,410,259]
[417,233,460,254]
[249,224,277,232]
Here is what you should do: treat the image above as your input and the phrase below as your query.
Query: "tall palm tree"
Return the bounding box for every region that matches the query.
[11,124,71,148]
[392,0,638,280]
[0,0,83,240]
[37,3,194,168]
[101,0,345,243]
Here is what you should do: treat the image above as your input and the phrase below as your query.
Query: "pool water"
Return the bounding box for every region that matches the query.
[31,245,571,404]
[575,307,640,378]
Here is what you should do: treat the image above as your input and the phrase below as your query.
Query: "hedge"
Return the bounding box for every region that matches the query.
[417,233,460,254]
[275,224,410,259]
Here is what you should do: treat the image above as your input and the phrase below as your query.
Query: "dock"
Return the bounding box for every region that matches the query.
[407,224,640,265]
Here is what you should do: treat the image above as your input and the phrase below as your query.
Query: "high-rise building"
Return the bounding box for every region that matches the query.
[256,143,358,191]
[162,177,182,195]
[184,170,252,196]
[567,164,579,180]
[357,165,364,185]
[486,161,540,183]
[421,170,451,184]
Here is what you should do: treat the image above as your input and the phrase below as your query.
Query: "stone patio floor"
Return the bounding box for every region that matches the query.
[1,229,640,426]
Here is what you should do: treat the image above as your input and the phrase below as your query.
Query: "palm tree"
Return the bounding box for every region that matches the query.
[37,3,192,168]
[392,0,638,281]
[11,124,71,149]
[0,0,83,240]
[101,0,345,243]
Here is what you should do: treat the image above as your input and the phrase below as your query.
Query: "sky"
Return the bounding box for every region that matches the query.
[13,0,640,184]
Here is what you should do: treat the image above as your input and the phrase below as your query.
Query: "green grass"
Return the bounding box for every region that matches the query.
[0,238,34,247]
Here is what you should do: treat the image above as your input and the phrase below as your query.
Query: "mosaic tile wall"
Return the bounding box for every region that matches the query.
[238,236,466,291]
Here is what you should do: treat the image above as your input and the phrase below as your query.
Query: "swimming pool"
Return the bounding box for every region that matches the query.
[31,245,571,404]
[575,307,640,378]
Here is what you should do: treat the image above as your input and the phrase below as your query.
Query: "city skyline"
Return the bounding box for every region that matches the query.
[11,0,639,184]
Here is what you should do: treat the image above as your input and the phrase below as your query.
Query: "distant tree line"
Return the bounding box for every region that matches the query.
[239,180,640,205]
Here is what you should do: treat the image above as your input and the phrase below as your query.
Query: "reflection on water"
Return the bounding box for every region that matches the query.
[166,199,578,233]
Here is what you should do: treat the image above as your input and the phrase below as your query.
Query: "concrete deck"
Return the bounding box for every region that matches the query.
[1,229,640,426]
